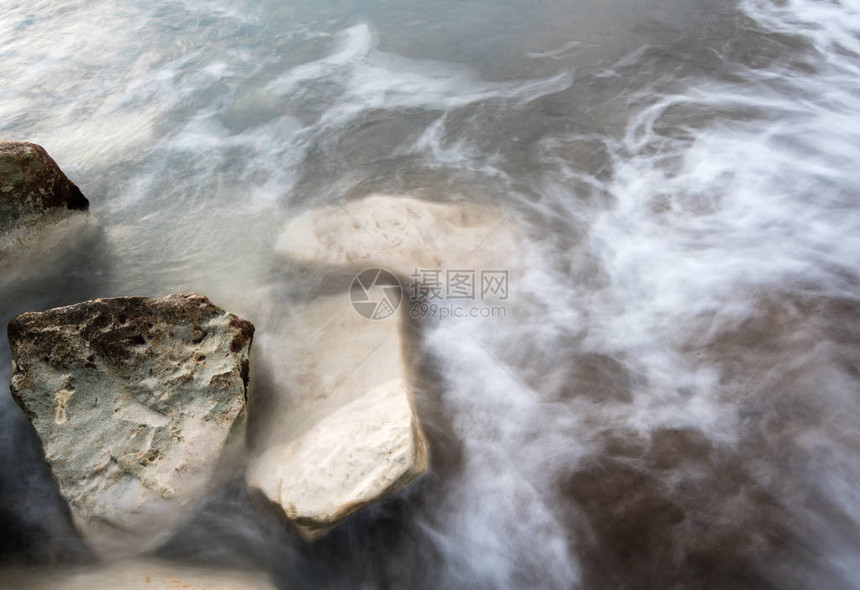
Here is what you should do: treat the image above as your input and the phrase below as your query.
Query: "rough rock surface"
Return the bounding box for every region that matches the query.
[2,559,277,590]
[248,295,427,539]
[7,294,254,556]
[0,140,89,237]
[275,194,520,278]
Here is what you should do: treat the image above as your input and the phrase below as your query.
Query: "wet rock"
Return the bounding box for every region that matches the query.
[275,194,521,278]
[252,379,428,540]
[2,559,277,589]
[7,294,254,557]
[0,140,89,244]
[248,295,427,540]
[0,140,89,228]
[0,140,94,286]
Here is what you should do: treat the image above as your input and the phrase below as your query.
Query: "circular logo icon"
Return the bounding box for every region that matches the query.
[350,268,402,320]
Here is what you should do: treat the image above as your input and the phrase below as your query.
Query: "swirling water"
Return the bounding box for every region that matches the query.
[1,0,860,587]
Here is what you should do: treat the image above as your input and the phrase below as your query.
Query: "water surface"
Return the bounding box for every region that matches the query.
[2,0,860,587]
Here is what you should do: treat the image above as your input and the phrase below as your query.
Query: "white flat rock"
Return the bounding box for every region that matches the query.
[275,194,520,277]
[252,378,427,539]
[248,294,427,539]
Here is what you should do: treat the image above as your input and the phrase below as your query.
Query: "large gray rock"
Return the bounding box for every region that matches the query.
[0,140,89,238]
[7,294,254,557]
[248,295,427,540]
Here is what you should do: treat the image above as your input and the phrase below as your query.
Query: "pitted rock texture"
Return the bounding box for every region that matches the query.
[0,140,89,236]
[7,294,253,556]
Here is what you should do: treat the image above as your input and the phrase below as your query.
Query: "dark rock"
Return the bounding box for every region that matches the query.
[0,140,88,235]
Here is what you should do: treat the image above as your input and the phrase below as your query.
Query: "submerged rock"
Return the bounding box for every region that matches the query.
[248,295,427,540]
[275,194,521,278]
[7,294,254,557]
[2,559,277,589]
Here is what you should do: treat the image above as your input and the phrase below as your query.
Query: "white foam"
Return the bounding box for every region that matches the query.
[267,24,573,130]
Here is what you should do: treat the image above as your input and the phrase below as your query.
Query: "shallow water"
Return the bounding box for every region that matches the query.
[2,0,860,587]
